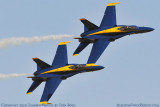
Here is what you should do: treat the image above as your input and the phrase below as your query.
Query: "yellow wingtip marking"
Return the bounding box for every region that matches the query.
[40,101,48,104]
[32,57,38,60]
[73,54,78,56]
[59,41,72,45]
[107,2,121,6]
[27,92,32,95]
[32,57,43,61]
[80,18,86,21]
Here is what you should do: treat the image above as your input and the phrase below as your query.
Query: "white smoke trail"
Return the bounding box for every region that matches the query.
[0,34,75,48]
[0,73,31,79]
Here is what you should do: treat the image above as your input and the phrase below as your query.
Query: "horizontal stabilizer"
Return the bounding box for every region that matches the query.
[80,18,99,31]
[73,42,90,56]
[33,58,51,70]
[27,81,43,94]
[27,76,47,81]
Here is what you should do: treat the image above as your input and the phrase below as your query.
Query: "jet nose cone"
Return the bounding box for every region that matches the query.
[147,27,154,32]
[150,28,154,31]
[144,27,154,32]
[98,66,105,70]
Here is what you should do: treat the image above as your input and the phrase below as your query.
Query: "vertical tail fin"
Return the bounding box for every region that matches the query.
[100,2,120,28]
[52,41,71,67]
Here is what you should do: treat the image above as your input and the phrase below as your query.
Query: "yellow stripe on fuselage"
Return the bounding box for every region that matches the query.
[41,65,75,74]
[41,64,99,74]
[88,26,128,36]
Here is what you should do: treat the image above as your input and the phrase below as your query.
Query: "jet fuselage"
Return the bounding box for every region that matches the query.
[33,64,104,79]
[81,25,154,41]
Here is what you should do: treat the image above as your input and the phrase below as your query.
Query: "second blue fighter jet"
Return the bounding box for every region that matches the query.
[27,41,104,104]
[73,2,154,64]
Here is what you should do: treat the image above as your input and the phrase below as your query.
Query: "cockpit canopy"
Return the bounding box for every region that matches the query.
[70,65,86,69]
[119,26,139,31]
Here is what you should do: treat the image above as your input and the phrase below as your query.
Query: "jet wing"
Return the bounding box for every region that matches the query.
[52,41,71,67]
[87,38,110,64]
[100,2,120,28]
[40,77,62,104]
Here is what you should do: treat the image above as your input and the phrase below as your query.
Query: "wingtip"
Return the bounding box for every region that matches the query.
[27,92,32,95]
[32,57,38,60]
[59,41,72,45]
[73,54,78,56]
[80,18,86,21]
[40,101,51,105]
[107,2,121,6]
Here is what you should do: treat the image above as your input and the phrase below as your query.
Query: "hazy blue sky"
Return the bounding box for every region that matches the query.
[0,0,159,106]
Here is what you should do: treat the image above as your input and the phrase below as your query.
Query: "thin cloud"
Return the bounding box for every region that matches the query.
[0,34,75,48]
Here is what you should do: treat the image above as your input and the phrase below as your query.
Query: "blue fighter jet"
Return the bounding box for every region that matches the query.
[73,2,154,63]
[27,41,104,104]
